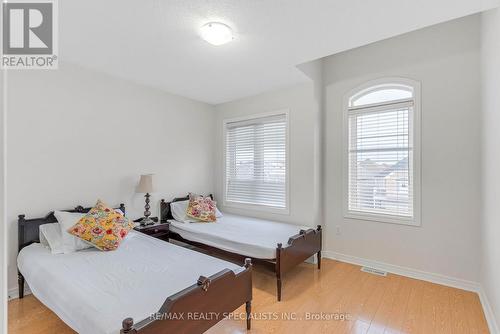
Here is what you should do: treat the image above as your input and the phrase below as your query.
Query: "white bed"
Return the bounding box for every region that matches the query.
[168,213,311,259]
[18,230,242,334]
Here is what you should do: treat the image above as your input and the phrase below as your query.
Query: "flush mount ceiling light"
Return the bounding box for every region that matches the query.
[200,22,233,46]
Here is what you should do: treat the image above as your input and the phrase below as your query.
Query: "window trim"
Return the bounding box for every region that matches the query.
[342,77,422,226]
[222,109,290,215]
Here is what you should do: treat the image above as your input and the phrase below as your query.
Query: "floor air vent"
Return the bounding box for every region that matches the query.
[361,266,387,276]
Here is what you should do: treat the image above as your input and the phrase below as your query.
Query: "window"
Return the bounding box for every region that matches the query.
[224,112,288,212]
[344,79,420,225]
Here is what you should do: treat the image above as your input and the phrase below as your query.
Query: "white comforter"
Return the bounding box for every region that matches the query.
[169,213,312,259]
[18,231,241,334]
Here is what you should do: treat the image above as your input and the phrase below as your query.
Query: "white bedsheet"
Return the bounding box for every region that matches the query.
[17,231,241,334]
[168,213,311,259]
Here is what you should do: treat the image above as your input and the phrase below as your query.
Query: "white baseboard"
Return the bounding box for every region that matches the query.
[8,287,18,300]
[322,251,499,333]
[305,254,317,264]
[322,251,480,291]
[479,287,500,334]
[8,286,31,301]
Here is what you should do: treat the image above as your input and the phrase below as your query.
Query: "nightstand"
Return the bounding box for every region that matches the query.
[133,220,169,241]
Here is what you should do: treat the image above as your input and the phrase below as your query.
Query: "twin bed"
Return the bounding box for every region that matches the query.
[160,195,322,301]
[17,197,322,333]
[17,204,253,334]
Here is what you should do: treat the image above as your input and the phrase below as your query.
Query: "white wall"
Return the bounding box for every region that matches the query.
[212,15,483,284]
[214,83,319,227]
[296,60,325,228]
[480,7,500,331]
[323,15,482,282]
[5,63,215,293]
[1,69,6,333]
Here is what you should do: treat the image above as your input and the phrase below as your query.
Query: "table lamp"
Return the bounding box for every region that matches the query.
[136,174,154,226]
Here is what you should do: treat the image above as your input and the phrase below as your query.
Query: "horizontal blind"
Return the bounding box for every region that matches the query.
[348,102,414,218]
[225,114,287,209]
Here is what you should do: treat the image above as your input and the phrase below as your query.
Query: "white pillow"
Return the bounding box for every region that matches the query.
[53,211,93,253]
[170,200,222,223]
[39,223,64,254]
[170,200,197,223]
[39,228,50,249]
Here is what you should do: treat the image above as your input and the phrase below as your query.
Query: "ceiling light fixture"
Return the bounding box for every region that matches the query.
[200,22,233,46]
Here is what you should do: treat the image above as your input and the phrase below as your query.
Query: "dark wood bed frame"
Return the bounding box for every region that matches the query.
[160,195,322,301]
[17,204,253,333]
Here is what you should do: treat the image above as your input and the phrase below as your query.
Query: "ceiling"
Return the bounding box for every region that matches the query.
[60,0,499,105]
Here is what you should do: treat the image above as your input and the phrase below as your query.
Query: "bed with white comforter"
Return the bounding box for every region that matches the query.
[18,231,241,334]
[168,213,311,259]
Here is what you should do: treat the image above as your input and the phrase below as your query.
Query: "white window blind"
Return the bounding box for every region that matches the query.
[346,83,416,221]
[225,113,287,209]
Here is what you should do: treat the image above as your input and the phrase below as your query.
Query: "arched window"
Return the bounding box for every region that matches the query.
[344,78,420,225]
[349,84,413,107]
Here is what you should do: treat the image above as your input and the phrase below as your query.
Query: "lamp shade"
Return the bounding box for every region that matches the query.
[136,174,154,193]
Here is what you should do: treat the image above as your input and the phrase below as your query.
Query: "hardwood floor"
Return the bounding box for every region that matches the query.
[8,259,489,334]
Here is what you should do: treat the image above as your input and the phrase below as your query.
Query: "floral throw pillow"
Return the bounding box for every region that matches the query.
[186,194,217,222]
[68,200,134,251]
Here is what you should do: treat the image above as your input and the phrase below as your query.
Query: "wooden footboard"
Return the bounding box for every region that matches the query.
[276,225,322,301]
[121,259,253,334]
[160,196,323,302]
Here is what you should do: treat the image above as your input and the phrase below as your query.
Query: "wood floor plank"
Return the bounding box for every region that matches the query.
[400,279,425,334]
[345,271,386,333]
[367,274,402,334]
[383,276,413,334]
[8,259,490,334]
[420,282,441,334]
[323,264,370,333]
[450,287,470,334]
[435,284,453,334]
[356,273,391,325]
[462,291,489,334]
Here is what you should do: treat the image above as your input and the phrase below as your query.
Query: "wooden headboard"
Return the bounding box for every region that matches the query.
[160,194,213,223]
[18,203,126,253]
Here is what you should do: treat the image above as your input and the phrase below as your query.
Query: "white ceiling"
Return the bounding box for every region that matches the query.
[60,0,499,104]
